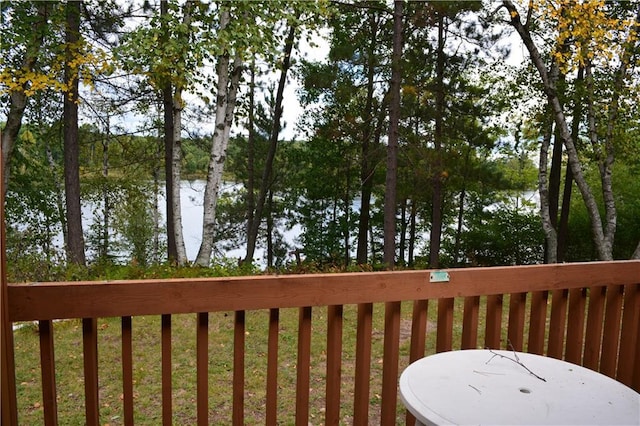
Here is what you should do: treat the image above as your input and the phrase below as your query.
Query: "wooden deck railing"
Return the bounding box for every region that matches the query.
[2,260,639,425]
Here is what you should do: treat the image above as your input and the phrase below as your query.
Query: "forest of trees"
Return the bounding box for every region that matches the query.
[2,0,639,280]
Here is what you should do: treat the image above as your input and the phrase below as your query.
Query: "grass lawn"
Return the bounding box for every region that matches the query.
[13,297,513,425]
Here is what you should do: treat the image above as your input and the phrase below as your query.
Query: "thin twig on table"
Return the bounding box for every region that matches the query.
[485,347,547,382]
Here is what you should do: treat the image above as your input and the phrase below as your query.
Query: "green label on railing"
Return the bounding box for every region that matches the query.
[429,271,450,283]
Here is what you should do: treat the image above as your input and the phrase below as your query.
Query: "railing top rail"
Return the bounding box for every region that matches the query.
[8,260,640,321]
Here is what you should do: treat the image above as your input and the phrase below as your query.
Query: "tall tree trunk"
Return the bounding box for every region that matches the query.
[244,23,296,264]
[585,62,616,257]
[429,12,446,268]
[168,3,193,266]
[101,117,110,260]
[196,8,243,266]
[266,190,274,269]
[408,200,417,266]
[383,0,403,268]
[453,147,471,265]
[539,108,558,263]
[2,91,28,199]
[152,119,163,264]
[171,89,187,265]
[246,59,257,248]
[398,198,407,265]
[160,0,177,263]
[548,125,563,231]
[356,12,380,265]
[2,3,48,198]
[343,156,351,267]
[546,33,569,252]
[63,0,86,266]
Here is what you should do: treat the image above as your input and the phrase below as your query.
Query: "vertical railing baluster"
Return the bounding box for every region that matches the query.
[232,311,244,425]
[461,297,479,349]
[353,303,373,426]
[583,286,606,370]
[295,307,312,426]
[527,291,548,354]
[565,288,587,364]
[1,208,18,426]
[197,312,209,426]
[507,293,527,351]
[161,314,172,426]
[121,316,134,425]
[325,305,343,426]
[39,319,58,426]
[409,300,429,361]
[484,295,503,349]
[380,301,401,425]
[547,289,568,358]
[436,298,454,352]
[406,300,429,426]
[617,284,639,387]
[266,308,280,425]
[600,285,624,378]
[82,318,99,426]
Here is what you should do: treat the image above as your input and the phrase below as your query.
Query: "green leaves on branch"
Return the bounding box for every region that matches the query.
[116,0,330,100]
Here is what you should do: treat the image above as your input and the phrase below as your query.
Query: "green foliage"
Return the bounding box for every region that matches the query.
[109,183,159,267]
[447,204,544,267]
[4,125,65,270]
[1,1,115,97]
[565,160,640,261]
[182,137,209,177]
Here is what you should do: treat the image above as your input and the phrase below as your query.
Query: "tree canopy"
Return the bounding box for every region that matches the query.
[2,0,638,280]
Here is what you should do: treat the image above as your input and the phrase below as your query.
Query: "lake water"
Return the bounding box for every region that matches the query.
[59,180,295,265]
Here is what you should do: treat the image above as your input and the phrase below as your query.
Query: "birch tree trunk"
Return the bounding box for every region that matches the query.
[171,89,187,265]
[539,110,557,263]
[168,3,193,266]
[195,9,243,266]
[245,60,257,252]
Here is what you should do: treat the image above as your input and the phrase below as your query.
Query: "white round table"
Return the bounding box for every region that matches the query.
[399,349,640,425]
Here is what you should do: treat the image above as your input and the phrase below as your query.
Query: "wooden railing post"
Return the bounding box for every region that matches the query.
[197,312,210,426]
[121,316,134,425]
[1,152,18,426]
[82,318,100,425]
[325,305,344,425]
[232,311,244,426]
[265,308,280,425]
[527,291,549,354]
[39,319,58,426]
[353,303,373,426]
[380,301,401,425]
[295,307,312,426]
[507,292,527,351]
[161,314,172,426]
[617,284,639,388]
[484,294,503,348]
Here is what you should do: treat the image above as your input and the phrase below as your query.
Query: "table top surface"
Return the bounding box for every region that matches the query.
[399,349,640,425]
